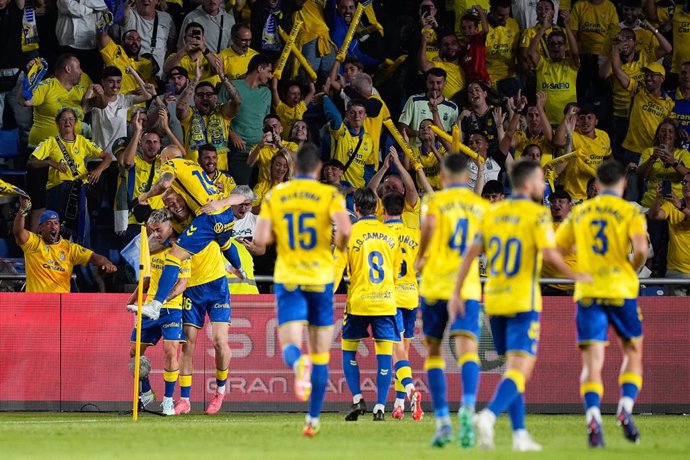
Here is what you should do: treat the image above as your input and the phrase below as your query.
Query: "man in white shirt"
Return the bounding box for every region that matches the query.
[56,0,107,80]
[122,0,177,78]
[178,0,235,53]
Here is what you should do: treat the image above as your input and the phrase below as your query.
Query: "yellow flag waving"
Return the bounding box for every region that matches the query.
[0,178,29,198]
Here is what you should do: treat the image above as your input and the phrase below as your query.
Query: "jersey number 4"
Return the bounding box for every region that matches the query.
[284,212,317,250]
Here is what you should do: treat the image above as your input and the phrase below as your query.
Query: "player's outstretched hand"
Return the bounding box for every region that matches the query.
[573,272,592,283]
[101,261,118,273]
[200,199,224,214]
[225,263,246,280]
[447,293,465,322]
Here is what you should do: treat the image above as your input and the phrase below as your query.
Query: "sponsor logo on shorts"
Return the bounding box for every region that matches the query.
[213,303,230,309]
[162,322,181,328]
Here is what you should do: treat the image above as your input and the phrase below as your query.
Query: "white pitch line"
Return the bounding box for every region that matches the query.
[0,417,299,427]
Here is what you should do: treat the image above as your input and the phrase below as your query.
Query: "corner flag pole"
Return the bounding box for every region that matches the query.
[132,225,150,421]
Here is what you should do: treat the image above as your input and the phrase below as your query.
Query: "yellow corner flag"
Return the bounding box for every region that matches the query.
[132,225,151,421]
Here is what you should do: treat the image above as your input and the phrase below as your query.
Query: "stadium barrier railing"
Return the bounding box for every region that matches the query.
[0,293,688,414]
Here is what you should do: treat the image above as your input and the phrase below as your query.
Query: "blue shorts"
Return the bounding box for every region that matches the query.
[182,277,231,328]
[275,283,334,328]
[576,298,642,346]
[395,308,418,340]
[490,311,540,357]
[342,312,401,342]
[176,208,235,255]
[130,308,184,345]
[421,298,481,342]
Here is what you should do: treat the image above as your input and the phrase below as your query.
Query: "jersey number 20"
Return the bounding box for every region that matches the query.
[488,236,522,277]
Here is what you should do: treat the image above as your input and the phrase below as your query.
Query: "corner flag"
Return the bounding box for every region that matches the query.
[132,225,150,420]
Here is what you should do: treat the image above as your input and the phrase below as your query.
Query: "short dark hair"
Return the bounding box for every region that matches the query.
[101,66,122,80]
[547,30,566,43]
[442,153,471,174]
[347,98,368,113]
[194,81,216,94]
[324,159,345,170]
[490,0,511,9]
[295,143,322,174]
[550,188,572,202]
[198,144,217,157]
[537,0,555,9]
[596,160,626,186]
[460,12,480,25]
[231,22,251,36]
[263,114,281,124]
[343,56,364,70]
[247,54,272,73]
[425,67,447,80]
[55,107,77,122]
[185,22,205,35]
[382,192,405,217]
[509,160,541,189]
[55,53,77,72]
[354,188,378,216]
[468,130,489,142]
[481,180,503,197]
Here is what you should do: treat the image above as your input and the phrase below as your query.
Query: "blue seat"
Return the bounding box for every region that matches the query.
[0,129,20,159]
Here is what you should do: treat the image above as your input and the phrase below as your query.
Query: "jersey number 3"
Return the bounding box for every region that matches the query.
[591,220,608,255]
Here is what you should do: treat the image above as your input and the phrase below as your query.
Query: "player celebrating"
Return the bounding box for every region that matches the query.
[414,154,488,448]
[134,145,245,320]
[450,160,590,451]
[334,188,401,422]
[254,144,351,437]
[127,209,190,416]
[384,192,424,422]
[554,160,649,447]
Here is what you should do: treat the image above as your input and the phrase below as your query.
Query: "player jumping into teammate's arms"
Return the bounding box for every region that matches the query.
[554,160,649,447]
[127,209,190,415]
[414,153,489,447]
[450,160,591,451]
[254,143,352,436]
[334,188,402,422]
[383,191,424,422]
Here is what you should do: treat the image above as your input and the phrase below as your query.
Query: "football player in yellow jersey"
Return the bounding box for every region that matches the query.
[254,144,351,436]
[451,160,589,451]
[14,206,116,293]
[135,145,245,322]
[126,209,190,416]
[198,144,236,197]
[161,190,245,416]
[382,193,424,422]
[555,161,649,447]
[414,153,489,448]
[333,188,401,422]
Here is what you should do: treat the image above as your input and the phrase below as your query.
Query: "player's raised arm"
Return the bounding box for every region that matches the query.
[139,171,174,205]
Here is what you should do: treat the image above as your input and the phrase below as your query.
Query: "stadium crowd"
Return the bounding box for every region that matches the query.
[0,0,689,294]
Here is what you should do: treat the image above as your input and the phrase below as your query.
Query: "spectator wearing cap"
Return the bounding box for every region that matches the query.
[219,23,259,81]
[13,205,116,293]
[484,0,521,97]
[323,96,376,189]
[178,0,235,54]
[247,115,299,184]
[146,66,190,143]
[122,0,177,78]
[399,68,459,148]
[554,104,612,202]
[541,188,577,296]
[98,27,157,95]
[228,185,266,294]
[321,158,355,215]
[620,62,674,199]
[83,66,154,153]
[26,107,113,232]
[56,0,107,81]
[220,54,273,185]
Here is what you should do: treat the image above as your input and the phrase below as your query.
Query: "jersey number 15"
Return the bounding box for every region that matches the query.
[284,212,317,250]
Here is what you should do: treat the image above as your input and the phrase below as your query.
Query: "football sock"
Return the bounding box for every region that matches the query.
[222,244,242,269]
[618,372,642,415]
[163,369,179,398]
[308,353,329,419]
[154,255,182,303]
[375,350,393,406]
[458,352,480,409]
[394,379,406,406]
[394,360,414,401]
[216,368,228,394]
[487,368,525,417]
[425,355,449,418]
[179,374,192,399]
[581,381,603,423]
[508,393,526,431]
[141,376,151,394]
[342,340,361,398]
[282,343,301,368]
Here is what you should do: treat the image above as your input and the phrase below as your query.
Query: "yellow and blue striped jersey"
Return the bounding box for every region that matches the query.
[259,177,346,285]
[479,197,556,315]
[334,216,400,316]
[386,219,420,310]
[555,192,647,301]
[146,246,191,308]
[160,158,226,216]
[419,185,488,301]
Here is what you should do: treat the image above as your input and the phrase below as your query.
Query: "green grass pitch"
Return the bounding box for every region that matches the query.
[1,413,688,459]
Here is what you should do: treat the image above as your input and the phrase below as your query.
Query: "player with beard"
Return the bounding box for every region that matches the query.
[99,27,157,95]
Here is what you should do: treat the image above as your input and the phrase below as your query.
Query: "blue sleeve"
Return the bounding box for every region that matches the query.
[223,244,242,269]
[364,164,375,185]
[323,96,343,130]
